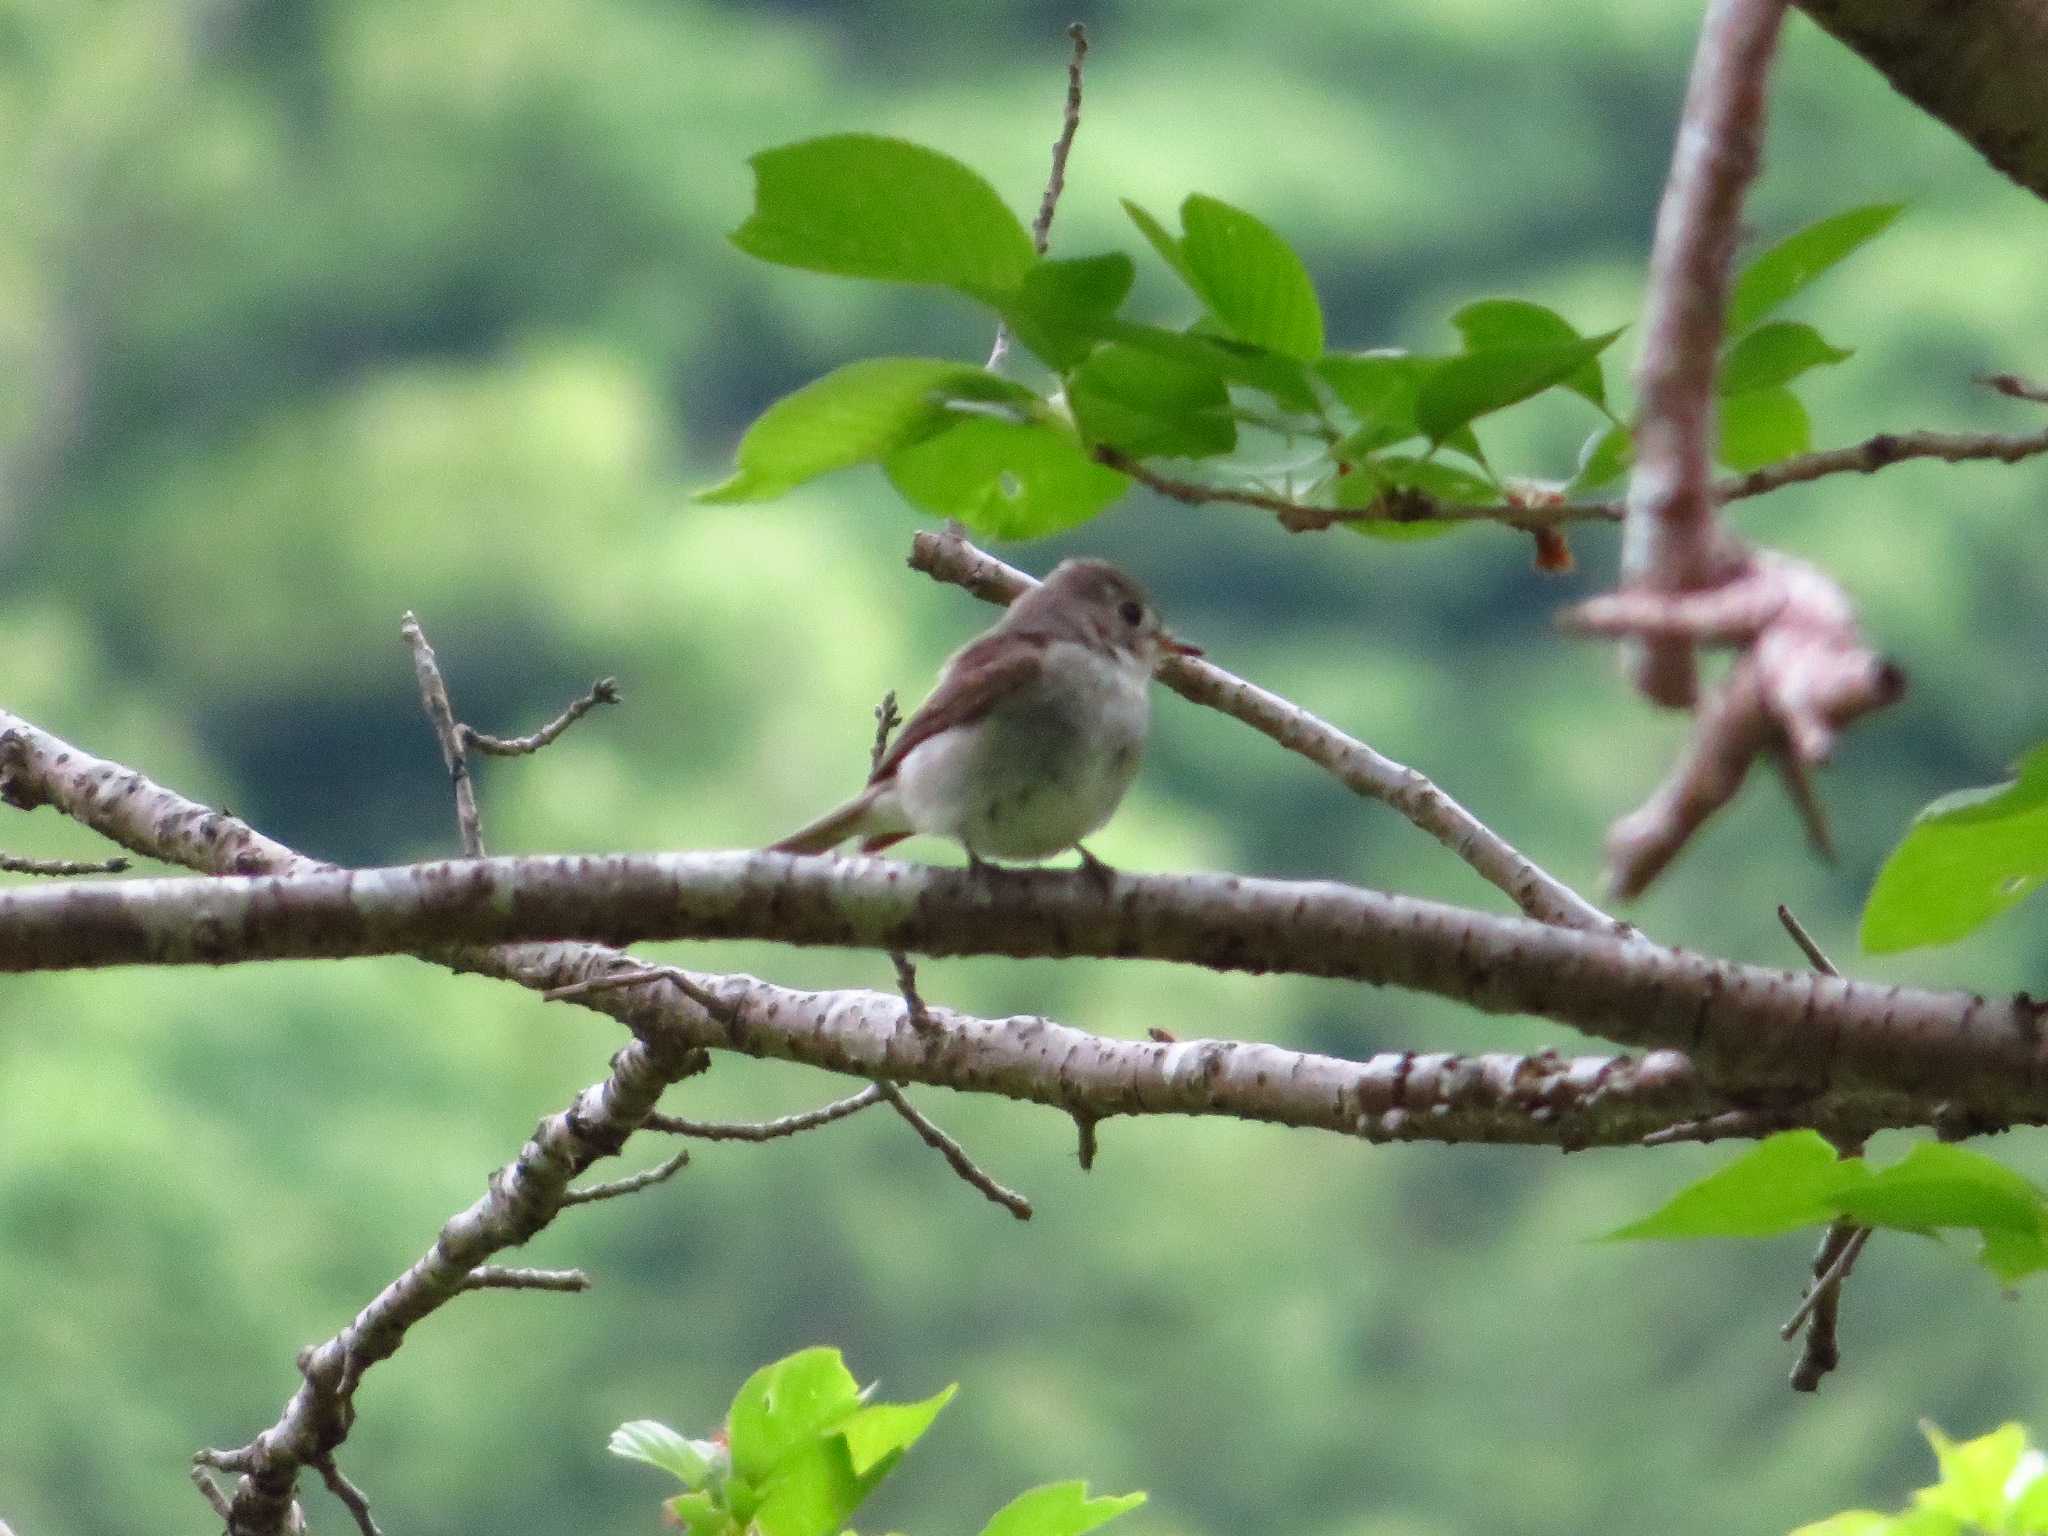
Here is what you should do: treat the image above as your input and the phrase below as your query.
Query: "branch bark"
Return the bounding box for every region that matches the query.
[2,848,2044,1119]
[1795,0,2048,203]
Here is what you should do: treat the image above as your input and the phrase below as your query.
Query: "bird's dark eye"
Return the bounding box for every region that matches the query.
[1118,600,1143,626]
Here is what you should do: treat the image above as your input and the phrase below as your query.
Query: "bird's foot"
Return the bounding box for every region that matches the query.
[1076,844,1116,896]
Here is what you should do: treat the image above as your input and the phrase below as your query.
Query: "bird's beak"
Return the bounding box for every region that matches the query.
[1161,632,1203,658]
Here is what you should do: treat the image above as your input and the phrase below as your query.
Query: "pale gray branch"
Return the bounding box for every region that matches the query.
[3,848,2046,1120]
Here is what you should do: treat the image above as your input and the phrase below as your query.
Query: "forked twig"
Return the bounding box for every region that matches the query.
[874,1079,1033,1220]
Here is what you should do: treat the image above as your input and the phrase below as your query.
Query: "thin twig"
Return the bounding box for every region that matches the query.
[314,1454,382,1536]
[189,1465,235,1521]
[1029,23,1088,254]
[892,949,935,1032]
[1074,1111,1100,1171]
[543,962,730,1019]
[1781,1224,1869,1339]
[1102,423,2048,535]
[464,678,621,756]
[562,1149,690,1205]
[0,850,129,875]
[870,690,902,775]
[460,1266,592,1292]
[1982,372,2048,404]
[988,22,1089,370]
[1777,900,1864,1391]
[400,612,487,858]
[1775,903,1839,976]
[646,1085,888,1142]
[873,1079,1033,1220]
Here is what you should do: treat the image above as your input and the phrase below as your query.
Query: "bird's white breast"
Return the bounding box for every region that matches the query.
[892,640,1151,860]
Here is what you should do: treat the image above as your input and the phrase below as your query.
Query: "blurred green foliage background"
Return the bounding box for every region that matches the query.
[3,0,2048,1532]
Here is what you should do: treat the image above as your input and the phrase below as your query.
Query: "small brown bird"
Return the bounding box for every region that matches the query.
[770,559,1198,864]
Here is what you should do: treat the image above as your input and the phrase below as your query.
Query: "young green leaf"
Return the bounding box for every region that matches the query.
[1918,1423,2031,1531]
[1318,351,1441,450]
[1334,454,1494,542]
[997,254,1137,371]
[1860,743,2048,953]
[726,1347,864,1485]
[1784,1514,1904,1536]
[1099,320,1318,415]
[1833,1140,2046,1237]
[731,135,1036,291]
[610,1420,724,1488]
[1728,202,1905,335]
[1716,384,1810,471]
[750,1436,880,1536]
[1607,1131,1869,1240]
[1719,321,1853,396]
[697,359,1036,503]
[1451,299,1612,409]
[978,1482,1148,1536]
[885,416,1129,539]
[664,1489,739,1536]
[1567,422,1633,493]
[1177,194,1325,361]
[1067,343,1235,458]
[1120,200,1200,293]
[838,1384,959,1477]
[1414,331,1622,444]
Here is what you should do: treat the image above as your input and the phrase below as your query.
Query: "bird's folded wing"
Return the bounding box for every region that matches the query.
[870,634,1047,784]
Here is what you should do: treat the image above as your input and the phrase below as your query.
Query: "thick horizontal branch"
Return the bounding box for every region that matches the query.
[3,850,2044,1116]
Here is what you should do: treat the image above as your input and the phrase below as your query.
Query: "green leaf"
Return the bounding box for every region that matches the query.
[726,1347,864,1485]
[1097,320,1317,414]
[1729,202,1906,334]
[697,358,1036,503]
[998,254,1137,372]
[1568,422,1633,493]
[2008,1448,2048,1528]
[977,1482,1148,1536]
[1067,343,1235,458]
[731,135,1035,291]
[1834,1141,2046,1237]
[1177,194,1325,361]
[1319,351,1441,451]
[1716,384,1810,471]
[1608,1131,1868,1240]
[610,1420,723,1488]
[1335,454,1495,542]
[1120,200,1200,293]
[838,1384,958,1477]
[885,417,1129,539]
[1451,299,1610,408]
[752,1436,877,1536]
[1719,321,1853,395]
[1918,1423,2029,1530]
[1414,330,1623,444]
[665,1490,740,1536]
[1861,743,2048,953]
[1785,1514,1904,1536]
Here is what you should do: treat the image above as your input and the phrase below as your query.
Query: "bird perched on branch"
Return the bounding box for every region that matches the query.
[770,558,1198,867]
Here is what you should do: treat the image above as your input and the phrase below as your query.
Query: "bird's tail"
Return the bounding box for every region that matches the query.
[768,785,894,855]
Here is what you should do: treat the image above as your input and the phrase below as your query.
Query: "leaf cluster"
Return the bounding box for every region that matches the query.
[610,1346,1144,1536]
[1614,1132,2048,1284]
[700,135,1898,541]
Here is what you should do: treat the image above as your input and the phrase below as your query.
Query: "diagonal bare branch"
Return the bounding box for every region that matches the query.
[909,529,1624,935]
